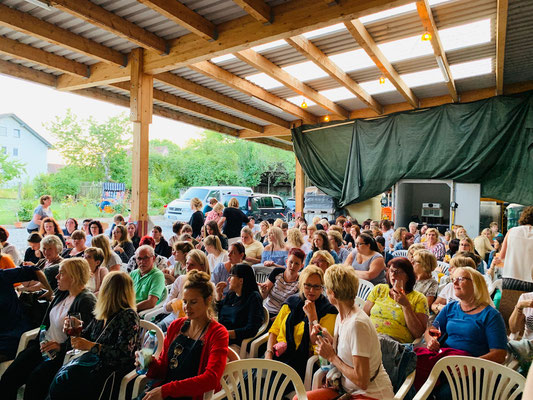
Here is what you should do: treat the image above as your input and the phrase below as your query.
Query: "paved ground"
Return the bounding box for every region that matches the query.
[4,215,174,256]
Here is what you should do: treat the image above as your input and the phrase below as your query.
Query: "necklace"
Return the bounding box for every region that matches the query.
[460,303,479,313]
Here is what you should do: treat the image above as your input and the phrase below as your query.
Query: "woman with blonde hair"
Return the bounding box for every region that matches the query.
[204,235,228,272]
[412,250,439,308]
[188,197,204,238]
[424,228,446,261]
[240,226,263,265]
[92,234,121,272]
[310,250,335,273]
[205,202,224,224]
[219,197,249,243]
[261,226,289,268]
[474,228,493,261]
[49,272,140,399]
[287,227,311,254]
[255,219,270,244]
[392,227,408,251]
[111,224,135,263]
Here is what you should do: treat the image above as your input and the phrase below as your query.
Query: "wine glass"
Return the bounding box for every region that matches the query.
[392,279,404,308]
[65,312,83,355]
[428,320,442,353]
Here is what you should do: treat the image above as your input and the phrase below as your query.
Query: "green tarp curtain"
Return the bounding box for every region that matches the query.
[292,91,533,208]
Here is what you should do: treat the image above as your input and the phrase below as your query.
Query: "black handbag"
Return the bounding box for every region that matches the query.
[18,290,50,328]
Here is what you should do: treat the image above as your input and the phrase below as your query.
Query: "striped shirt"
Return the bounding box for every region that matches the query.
[264,267,299,316]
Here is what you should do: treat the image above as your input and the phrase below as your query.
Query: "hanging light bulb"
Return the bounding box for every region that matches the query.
[379,76,386,85]
[301,99,308,109]
[421,31,432,41]
[324,115,330,122]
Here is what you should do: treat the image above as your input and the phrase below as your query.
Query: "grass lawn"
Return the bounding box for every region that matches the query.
[0,198,20,225]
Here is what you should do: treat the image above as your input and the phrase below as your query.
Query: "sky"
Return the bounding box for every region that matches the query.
[0,74,203,163]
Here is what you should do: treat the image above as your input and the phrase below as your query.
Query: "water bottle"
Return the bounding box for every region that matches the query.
[39,325,57,361]
[136,330,157,375]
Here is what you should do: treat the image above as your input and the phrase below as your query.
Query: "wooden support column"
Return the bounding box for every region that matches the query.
[130,48,153,236]
[295,157,305,217]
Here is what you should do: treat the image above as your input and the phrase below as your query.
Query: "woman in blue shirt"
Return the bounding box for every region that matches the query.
[261,227,289,268]
[304,230,339,267]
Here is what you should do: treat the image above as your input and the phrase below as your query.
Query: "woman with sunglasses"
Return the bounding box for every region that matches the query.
[264,265,337,382]
[138,270,229,400]
[345,233,386,285]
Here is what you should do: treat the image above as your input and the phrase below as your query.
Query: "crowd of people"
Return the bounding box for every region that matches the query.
[0,193,532,400]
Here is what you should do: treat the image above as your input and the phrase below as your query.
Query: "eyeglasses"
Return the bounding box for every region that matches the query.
[452,277,472,284]
[169,343,184,369]
[389,268,406,275]
[136,256,152,262]
[304,283,323,291]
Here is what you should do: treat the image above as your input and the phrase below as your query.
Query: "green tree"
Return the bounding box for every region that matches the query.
[0,152,25,185]
[46,110,132,181]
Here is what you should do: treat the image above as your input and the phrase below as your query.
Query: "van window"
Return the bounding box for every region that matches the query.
[207,190,220,201]
[181,188,209,201]
[261,197,273,208]
[273,197,284,208]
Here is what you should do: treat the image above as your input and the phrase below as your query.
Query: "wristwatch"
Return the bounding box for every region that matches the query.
[90,344,100,355]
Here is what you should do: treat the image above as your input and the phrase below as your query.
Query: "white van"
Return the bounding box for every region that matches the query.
[164,186,254,222]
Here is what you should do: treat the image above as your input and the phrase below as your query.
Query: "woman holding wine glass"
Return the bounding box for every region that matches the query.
[0,258,96,400]
[49,272,141,400]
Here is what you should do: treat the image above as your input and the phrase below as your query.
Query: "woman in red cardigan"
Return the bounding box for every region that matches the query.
[139,270,229,400]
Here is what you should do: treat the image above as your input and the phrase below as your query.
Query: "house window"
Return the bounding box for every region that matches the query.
[1,146,6,154]
[13,148,18,156]
[0,126,6,136]
[13,129,20,138]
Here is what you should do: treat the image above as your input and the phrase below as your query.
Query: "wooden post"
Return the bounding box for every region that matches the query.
[130,48,153,236]
[295,156,305,217]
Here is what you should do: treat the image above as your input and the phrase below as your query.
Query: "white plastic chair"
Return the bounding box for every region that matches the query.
[357,279,374,301]
[437,261,449,275]
[413,356,525,400]
[211,359,307,400]
[237,306,269,359]
[0,327,39,378]
[118,320,164,400]
[489,279,503,296]
[393,250,408,258]
[253,265,275,284]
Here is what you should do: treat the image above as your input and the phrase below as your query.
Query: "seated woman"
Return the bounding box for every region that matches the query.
[211,242,245,298]
[24,232,44,266]
[160,249,210,332]
[444,238,460,262]
[83,247,108,295]
[392,227,408,251]
[0,258,96,400]
[39,217,66,248]
[49,272,140,399]
[407,243,425,264]
[127,222,141,250]
[306,264,394,400]
[374,235,394,265]
[86,220,104,247]
[0,226,22,266]
[152,226,172,258]
[215,263,263,347]
[304,230,339,267]
[240,226,263,265]
[205,202,224,225]
[486,235,504,280]
[19,235,64,292]
[0,265,53,362]
[310,250,335,274]
[111,224,135,263]
[61,229,86,259]
[328,230,350,263]
[91,234,121,272]
[286,227,311,255]
[474,228,493,262]
[261,227,289,268]
[347,233,387,285]
[424,228,446,261]
[126,236,168,273]
[364,257,428,343]
[265,265,337,382]
[204,235,228,273]
[62,217,78,238]
[255,220,270,245]
[418,267,507,396]
[412,250,439,309]
[260,248,304,319]
[204,220,229,250]
[163,241,194,284]
[395,232,415,251]
[138,270,229,400]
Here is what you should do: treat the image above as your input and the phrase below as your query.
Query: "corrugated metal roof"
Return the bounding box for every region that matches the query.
[504,0,533,84]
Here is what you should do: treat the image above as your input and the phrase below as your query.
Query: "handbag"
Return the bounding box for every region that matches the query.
[18,290,50,328]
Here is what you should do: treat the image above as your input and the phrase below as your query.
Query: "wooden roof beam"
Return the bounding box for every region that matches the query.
[190,61,317,124]
[155,72,291,129]
[52,0,168,54]
[233,0,272,24]
[345,19,419,109]
[416,0,457,102]
[496,0,509,95]
[0,58,56,87]
[0,4,125,66]
[236,49,349,119]
[137,0,217,41]
[0,36,88,77]
[286,35,382,115]
[57,60,130,91]
[239,125,292,138]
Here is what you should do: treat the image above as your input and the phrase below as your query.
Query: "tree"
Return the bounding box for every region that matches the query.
[0,151,25,185]
[46,110,132,182]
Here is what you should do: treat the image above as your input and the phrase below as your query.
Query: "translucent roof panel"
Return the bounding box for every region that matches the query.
[402,68,445,88]
[302,23,346,39]
[450,58,492,79]
[251,39,288,53]
[286,97,317,107]
[282,61,329,82]
[329,49,375,72]
[439,19,492,52]
[359,0,452,24]
[319,87,357,102]
[379,36,434,63]
[359,80,396,95]
[245,73,284,90]
[211,54,237,64]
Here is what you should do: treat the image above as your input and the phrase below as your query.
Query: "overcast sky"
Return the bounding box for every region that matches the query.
[0,74,203,163]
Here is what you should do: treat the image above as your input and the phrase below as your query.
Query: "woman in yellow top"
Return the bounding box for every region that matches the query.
[265,265,337,381]
[364,257,428,343]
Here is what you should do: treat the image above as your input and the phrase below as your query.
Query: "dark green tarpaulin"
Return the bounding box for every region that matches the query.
[292,91,533,208]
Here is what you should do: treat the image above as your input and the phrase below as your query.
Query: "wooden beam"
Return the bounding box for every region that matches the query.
[52,0,168,54]
[286,35,382,114]
[496,0,509,95]
[239,125,293,138]
[0,3,125,66]
[137,0,217,41]
[0,59,56,87]
[295,157,305,214]
[155,72,291,129]
[190,61,318,124]
[113,81,266,133]
[246,137,293,151]
[0,36,88,77]
[57,60,130,91]
[345,19,419,109]
[236,49,349,119]
[233,0,272,24]
[416,0,457,102]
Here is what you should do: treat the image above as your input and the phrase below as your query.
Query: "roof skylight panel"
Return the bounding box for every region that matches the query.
[328,49,375,72]
[450,58,492,79]
[282,61,329,81]
[439,19,491,52]
[319,87,357,102]
[245,73,284,90]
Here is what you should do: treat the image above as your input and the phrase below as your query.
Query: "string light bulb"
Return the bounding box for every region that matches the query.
[324,115,330,122]
[379,76,386,85]
[301,99,308,109]
[421,31,432,41]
